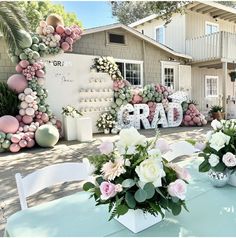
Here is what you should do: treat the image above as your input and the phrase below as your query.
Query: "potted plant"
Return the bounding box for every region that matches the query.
[229,71,236,82]
[209,105,224,120]
[62,105,82,141]
[96,112,116,134]
[198,119,236,187]
[83,127,189,233]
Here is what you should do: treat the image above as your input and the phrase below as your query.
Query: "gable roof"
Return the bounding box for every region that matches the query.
[83,23,191,59]
[129,1,236,28]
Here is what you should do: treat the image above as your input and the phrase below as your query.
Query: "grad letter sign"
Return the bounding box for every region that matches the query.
[117,103,183,129]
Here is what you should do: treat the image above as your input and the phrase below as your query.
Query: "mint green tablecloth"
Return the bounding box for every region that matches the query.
[4,159,236,237]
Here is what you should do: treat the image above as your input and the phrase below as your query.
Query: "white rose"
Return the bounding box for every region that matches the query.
[116,127,146,154]
[206,131,214,141]
[135,158,166,187]
[147,149,162,160]
[209,131,230,151]
[222,152,236,167]
[211,119,223,131]
[209,154,220,167]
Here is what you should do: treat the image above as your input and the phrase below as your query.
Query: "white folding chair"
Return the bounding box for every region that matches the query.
[15,162,89,210]
[162,140,197,162]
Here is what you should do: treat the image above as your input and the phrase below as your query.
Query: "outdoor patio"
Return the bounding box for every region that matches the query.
[0,125,211,236]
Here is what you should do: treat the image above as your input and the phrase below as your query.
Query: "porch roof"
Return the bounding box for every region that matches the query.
[129,1,236,27]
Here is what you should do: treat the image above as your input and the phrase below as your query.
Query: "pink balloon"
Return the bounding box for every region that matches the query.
[9,143,21,153]
[15,115,22,122]
[27,139,35,148]
[41,113,49,122]
[56,120,62,129]
[15,64,23,73]
[0,116,19,133]
[56,25,65,34]
[184,115,191,122]
[65,37,73,45]
[61,42,70,51]
[7,74,28,93]
[36,70,45,78]
[22,115,33,124]
[65,27,71,35]
[11,134,21,143]
[19,139,27,148]
[19,60,29,69]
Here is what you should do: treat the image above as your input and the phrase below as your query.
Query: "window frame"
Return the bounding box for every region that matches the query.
[205,75,219,98]
[106,32,127,46]
[161,61,179,90]
[154,25,165,44]
[205,21,219,35]
[115,58,143,87]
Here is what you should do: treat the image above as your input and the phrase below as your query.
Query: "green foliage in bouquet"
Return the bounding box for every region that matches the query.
[198,119,236,173]
[96,112,116,131]
[0,82,19,117]
[62,105,82,118]
[83,127,189,220]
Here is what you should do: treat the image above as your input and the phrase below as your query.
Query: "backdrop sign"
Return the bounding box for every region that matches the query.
[117,103,183,129]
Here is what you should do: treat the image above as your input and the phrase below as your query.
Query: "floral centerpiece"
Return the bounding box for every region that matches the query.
[92,56,122,80]
[96,112,116,134]
[198,119,236,187]
[83,127,189,232]
[62,105,82,118]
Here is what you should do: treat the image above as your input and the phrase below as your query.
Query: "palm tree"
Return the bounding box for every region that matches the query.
[0,1,29,52]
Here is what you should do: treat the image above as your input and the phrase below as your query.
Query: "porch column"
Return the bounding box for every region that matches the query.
[222,62,227,118]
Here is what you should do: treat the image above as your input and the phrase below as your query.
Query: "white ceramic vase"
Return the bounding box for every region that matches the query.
[115,209,165,233]
[228,170,236,187]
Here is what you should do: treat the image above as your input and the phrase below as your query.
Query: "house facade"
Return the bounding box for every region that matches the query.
[130,1,236,114]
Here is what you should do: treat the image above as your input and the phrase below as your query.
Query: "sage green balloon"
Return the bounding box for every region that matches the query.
[0,132,6,139]
[35,125,59,148]
[2,140,10,149]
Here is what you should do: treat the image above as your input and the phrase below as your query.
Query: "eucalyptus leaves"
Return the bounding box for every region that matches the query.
[83,127,189,220]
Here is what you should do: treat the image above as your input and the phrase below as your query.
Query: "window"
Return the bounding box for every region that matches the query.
[116,60,143,86]
[205,75,218,97]
[205,22,219,35]
[164,67,174,89]
[108,33,125,44]
[155,26,165,44]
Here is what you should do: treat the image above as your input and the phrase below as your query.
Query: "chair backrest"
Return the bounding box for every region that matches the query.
[162,141,197,162]
[15,162,89,210]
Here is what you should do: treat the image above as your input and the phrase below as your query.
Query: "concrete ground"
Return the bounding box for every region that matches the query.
[0,125,211,236]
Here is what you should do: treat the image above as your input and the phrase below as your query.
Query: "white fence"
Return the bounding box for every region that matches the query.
[186,31,236,62]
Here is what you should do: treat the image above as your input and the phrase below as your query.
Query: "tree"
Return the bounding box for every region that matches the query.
[18,1,82,32]
[0,1,29,52]
[217,1,236,7]
[110,1,186,25]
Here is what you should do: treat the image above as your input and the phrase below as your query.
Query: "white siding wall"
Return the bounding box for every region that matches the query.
[134,14,186,53]
[185,10,236,39]
[191,66,234,112]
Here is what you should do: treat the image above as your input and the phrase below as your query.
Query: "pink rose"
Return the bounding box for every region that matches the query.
[98,141,114,155]
[168,163,191,182]
[100,181,117,200]
[222,152,236,167]
[167,179,187,200]
[155,139,170,154]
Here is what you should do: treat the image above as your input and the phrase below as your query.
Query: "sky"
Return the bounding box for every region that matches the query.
[56,1,118,29]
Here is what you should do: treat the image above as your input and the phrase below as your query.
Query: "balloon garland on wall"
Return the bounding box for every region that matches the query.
[0,14,82,153]
[92,56,207,129]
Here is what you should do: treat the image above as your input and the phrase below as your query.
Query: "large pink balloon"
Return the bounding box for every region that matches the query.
[0,116,19,133]
[7,74,28,93]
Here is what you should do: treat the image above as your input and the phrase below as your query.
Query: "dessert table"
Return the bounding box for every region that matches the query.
[4,159,236,237]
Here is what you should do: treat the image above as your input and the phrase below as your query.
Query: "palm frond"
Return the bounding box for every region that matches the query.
[6,2,29,32]
[0,3,26,51]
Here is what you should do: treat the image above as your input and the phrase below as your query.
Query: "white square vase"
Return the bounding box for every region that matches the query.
[115,209,165,233]
[76,117,93,142]
[63,115,77,141]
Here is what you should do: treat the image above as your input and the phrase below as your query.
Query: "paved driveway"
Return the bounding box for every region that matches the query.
[0,125,211,236]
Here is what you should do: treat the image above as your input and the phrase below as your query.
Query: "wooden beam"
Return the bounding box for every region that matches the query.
[223,15,236,21]
[212,12,233,18]
[209,9,224,16]
[196,6,212,13]
[190,3,204,11]
[186,2,200,10]
[201,7,216,14]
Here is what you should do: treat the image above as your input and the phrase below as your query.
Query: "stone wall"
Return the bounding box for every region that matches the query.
[0,37,15,83]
